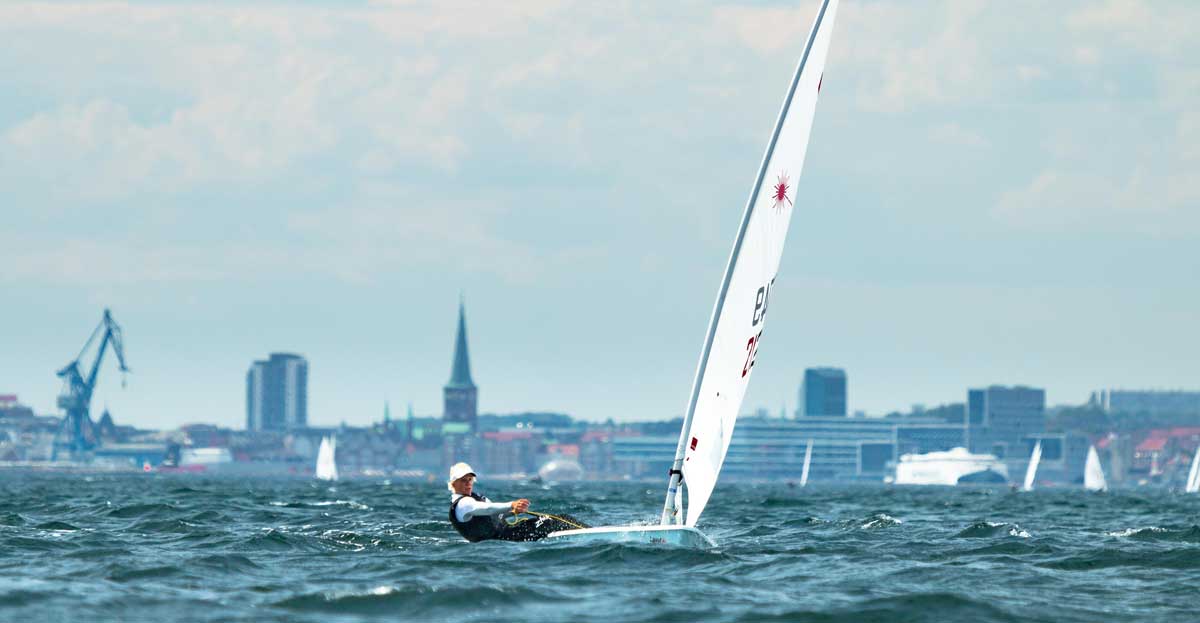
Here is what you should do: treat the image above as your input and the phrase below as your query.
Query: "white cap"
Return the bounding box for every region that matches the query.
[447,462,476,491]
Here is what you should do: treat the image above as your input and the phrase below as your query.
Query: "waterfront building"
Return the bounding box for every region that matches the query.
[966,385,1045,459]
[894,420,968,457]
[0,395,59,461]
[612,413,969,482]
[1004,433,1074,486]
[767,416,896,480]
[96,408,119,442]
[245,353,308,431]
[799,367,847,417]
[1140,432,1197,479]
[612,435,676,479]
[479,430,540,476]
[441,423,478,472]
[93,443,167,469]
[579,430,617,478]
[443,301,478,433]
[1091,389,1200,415]
[0,395,35,421]
[746,414,968,481]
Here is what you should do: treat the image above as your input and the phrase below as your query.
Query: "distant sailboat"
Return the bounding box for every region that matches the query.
[1084,445,1106,492]
[800,439,813,487]
[1185,449,1200,494]
[1022,440,1041,492]
[316,436,338,481]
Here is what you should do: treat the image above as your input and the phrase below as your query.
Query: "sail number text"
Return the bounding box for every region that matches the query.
[742,330,762,378]
[742,278,776,378]
[752,278,774,326]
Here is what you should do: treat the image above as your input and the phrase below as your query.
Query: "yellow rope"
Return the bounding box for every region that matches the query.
[526,510,587,530]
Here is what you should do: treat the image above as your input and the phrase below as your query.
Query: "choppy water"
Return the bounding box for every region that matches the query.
[2,473,1199,622]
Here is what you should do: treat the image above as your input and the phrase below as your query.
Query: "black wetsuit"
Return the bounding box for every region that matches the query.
[449,493,589,542]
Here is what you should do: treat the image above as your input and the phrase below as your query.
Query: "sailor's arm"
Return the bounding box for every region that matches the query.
[456,497,531,521]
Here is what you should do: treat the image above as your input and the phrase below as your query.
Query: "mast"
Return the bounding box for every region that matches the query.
[659,0,838,525]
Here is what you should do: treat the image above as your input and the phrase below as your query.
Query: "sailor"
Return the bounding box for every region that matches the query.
[448,462,529,542]
[447,462,590,542]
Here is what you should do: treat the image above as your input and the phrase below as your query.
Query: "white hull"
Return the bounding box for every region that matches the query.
[545,525,715,548]
[894,447,1008,486]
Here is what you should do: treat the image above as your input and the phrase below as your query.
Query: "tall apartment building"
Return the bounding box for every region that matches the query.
[246,353,308,431]
[967,385,1045,459]
[799,367,847,417]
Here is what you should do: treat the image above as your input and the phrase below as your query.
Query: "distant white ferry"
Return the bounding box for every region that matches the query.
[892,447,1009,486]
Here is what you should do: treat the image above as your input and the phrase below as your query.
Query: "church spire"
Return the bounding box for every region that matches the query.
[443,298,479,434]
[446,298,475,390]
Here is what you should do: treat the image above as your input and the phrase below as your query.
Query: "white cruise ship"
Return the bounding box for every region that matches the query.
[892,447,1009,486]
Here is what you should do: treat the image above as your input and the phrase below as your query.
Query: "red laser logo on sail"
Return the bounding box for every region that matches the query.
[771,173,792,211]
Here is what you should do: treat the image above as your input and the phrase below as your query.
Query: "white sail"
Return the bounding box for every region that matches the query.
[662,0,841,527]
[316,436,338,481]
[1084,445,1106,492]
[1185,449,1200,493]
[800,439,813,487]
[1022,440,1041,492]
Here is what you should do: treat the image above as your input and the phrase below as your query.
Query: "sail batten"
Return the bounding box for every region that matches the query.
[660,0,841,527]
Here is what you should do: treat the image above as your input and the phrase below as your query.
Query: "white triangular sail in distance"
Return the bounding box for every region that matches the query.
[800,439,813,488]
[316,436,338,481]
[1084,445,1106,492]
[1185,448,1200,493]
[1022,440,1041,492]
[661,0,841,528]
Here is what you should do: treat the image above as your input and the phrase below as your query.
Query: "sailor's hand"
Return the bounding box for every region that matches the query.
[511,499,530,514]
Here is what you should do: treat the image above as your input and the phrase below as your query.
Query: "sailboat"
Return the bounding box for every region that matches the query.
[1184,449,1200,493]
[1022,440,1041,492]
[315,436,338,481]
[1083,444,1106,492]
[800,439,813,487]
[547,0,841,547]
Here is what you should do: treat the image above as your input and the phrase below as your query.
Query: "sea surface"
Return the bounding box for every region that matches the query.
[2,472,1198,622]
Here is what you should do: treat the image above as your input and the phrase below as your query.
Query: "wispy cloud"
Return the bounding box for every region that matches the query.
[2,1,1197,277]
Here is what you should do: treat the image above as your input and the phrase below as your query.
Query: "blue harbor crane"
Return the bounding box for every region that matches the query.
[52,309,129,460]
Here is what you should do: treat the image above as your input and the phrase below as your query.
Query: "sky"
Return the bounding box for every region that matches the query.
[2,0,1197,430]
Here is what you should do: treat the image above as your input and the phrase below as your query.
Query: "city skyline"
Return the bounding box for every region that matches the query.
[3,1,1197,429]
